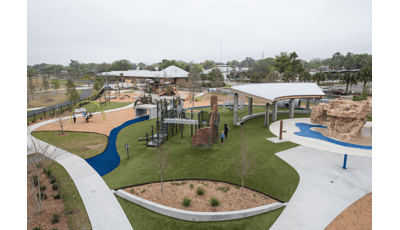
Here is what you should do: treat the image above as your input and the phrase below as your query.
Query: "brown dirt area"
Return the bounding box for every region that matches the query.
[122,180,278,212]
[311,127,372,146]
[94,92,141,103]
[325,193,372,230]
[27,167,69,230]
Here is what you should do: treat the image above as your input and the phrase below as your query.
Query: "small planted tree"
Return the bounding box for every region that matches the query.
[232,126,257,197]
[66,79,80,103]
[42,75,50,91]
[149,144,174,192]
[51,78,60,94]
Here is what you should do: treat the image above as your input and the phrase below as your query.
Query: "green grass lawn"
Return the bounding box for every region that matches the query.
[82,102,132,112]
[102,106,310,229]
[31,131,108,159]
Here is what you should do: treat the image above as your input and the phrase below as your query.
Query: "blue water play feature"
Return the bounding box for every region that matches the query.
[294,123,372,150]
[86,115,149,176]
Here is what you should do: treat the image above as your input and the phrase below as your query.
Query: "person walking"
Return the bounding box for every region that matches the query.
[221,131,225,145]
[224,124,230,138]
[73,114,76,124]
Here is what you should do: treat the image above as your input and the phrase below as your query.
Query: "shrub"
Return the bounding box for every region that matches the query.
[50,213,59,224]
[36,192,47,200]
[130,188,134,193]
[209,196,220,207]
[190,184,193,189]
[171,181,188,186]
[141,189,146,193]
[51,183,59,190]
[253,194,256,197]
[196,187,205,195]
[39,185,46,191]
[33,226,42,230]
[32,175,39,186]
[52,191,61,199]
[235,186,240,189]
[36,162,43,168]
[45,169,52,177]
[182,196,192,207]
[217,186,230,193]
[49,176,58,184]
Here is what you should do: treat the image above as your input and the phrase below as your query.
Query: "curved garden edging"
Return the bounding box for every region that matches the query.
[114,190,286,222]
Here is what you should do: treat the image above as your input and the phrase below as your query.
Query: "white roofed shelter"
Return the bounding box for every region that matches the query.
[230,83,325,126]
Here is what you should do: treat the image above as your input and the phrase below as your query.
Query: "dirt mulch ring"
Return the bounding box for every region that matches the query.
[27,168,68,230]
[122,180,277,212]
[325,192,372,230]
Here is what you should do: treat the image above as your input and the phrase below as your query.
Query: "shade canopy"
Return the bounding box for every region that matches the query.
[231,83,325,104]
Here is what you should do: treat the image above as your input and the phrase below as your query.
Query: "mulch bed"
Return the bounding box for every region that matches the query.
[122,180,277,212]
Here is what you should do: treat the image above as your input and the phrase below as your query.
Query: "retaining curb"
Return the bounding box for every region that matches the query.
[114,190,286,222]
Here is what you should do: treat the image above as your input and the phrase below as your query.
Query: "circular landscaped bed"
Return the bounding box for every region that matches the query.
[121,179,278,212]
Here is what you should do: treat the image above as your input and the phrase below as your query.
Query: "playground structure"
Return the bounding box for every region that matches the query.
[223,94,245,112]
[157,82,180,96]
[144,96,214,147]
[71,100,106,123]
[192,95,220,148]
[144,79,179,96]
[310,97,372,141]
[134,94,156,107]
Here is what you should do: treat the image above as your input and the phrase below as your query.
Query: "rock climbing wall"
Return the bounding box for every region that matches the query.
[192,95,219,147]
[310,98,372,141]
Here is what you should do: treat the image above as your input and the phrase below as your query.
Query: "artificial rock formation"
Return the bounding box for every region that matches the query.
[192,95,219,148]
[310,98,372,141]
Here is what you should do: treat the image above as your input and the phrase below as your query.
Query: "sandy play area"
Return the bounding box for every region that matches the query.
[122,180,277,212]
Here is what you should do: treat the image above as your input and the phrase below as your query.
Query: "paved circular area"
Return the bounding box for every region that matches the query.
[269,118,372,157]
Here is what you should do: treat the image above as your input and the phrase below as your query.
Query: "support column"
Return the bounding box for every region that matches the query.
[315,98,320,106]
[289,98,295,118]
[248,97,253,115]
[265,103,270,127]
[272,102,278,122]
[233,93,238,125]
[306,99,310,111]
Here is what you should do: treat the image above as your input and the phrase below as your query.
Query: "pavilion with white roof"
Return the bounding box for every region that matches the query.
[230,83,325,126]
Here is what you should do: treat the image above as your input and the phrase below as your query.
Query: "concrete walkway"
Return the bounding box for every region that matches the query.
[270,145,372,230]
[269,118,372,157]
[27,104,134,230]
[268,118,372,229]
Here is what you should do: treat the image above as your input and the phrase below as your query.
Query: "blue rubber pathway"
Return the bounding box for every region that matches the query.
[294,123,372,150]
[86,115,149,176]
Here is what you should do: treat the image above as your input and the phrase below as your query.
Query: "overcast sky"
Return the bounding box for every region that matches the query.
[27,0,372,66]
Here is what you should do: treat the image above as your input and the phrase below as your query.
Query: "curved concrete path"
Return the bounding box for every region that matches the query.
[269,118,372,157]
[268,118,372,230]
[27,103,135,230]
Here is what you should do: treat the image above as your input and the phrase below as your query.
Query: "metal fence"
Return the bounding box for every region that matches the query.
[27,88,106,121]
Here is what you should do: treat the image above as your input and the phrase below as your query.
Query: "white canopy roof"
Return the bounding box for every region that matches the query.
[97,66,188,78]
[231,83,325,103]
